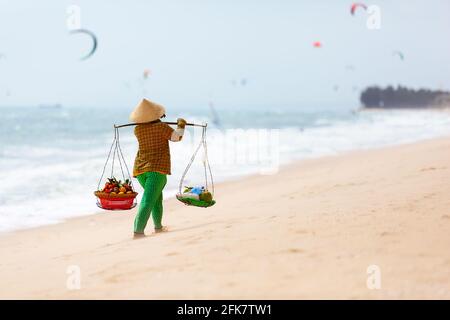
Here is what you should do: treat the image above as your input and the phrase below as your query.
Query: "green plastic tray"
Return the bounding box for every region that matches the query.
[176,195,216,208]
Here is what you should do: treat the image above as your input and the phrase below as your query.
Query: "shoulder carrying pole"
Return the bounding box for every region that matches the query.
[114,120,207,129]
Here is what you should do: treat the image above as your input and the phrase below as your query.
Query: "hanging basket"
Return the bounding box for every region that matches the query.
[176,125,216,208]
[95,127,138,211]
[94,191,138,210]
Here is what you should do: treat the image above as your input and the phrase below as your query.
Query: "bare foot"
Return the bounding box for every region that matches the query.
[154,226,169,234]
[133,232,145,239]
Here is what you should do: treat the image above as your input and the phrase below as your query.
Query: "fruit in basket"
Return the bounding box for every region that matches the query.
[199,191,213,202]
[182,186,213,203]
[95,177,138,211]
[101,177,135,195]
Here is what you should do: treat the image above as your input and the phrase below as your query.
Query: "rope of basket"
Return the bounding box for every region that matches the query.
[96,127,136,208]
[178,125,215,198]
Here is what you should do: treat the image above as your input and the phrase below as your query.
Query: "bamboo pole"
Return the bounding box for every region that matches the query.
[114,120,207,129]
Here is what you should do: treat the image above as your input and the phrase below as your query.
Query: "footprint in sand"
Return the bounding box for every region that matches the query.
[185,237,203,245]
[53,253,72,261]
[287,248,304,254]
[101,243,114,248]
[420,166,447,172]
[105,272,131,284]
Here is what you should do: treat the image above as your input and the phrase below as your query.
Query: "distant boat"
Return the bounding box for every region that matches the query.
[38,103,62,109]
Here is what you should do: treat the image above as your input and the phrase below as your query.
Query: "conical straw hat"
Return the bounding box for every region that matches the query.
[129,98,166,123]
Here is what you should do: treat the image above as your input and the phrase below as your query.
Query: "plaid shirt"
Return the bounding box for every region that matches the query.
[133,121,174,176]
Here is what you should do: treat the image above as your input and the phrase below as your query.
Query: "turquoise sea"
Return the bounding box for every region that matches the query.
[1,105,450,232]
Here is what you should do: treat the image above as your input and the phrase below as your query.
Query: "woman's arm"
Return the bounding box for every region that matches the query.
[170,118,186,142]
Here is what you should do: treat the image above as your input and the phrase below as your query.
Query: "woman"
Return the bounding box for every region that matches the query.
[129,98,186,238]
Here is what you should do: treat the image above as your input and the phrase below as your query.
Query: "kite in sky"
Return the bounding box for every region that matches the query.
[393,51,405,61]
[350,3,368,16]
[70,29,98,61]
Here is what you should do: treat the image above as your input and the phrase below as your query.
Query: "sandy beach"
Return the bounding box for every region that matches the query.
[1,137,449,299]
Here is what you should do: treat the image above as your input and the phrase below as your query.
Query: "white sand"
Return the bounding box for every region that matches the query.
[1,137,449,299]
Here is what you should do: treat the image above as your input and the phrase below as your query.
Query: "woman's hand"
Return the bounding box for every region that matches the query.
[177,118,187,129]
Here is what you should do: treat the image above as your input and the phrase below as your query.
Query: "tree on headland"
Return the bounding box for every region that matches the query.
[361,86,450,109]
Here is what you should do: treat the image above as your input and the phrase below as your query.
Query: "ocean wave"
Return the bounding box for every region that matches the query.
[1,108,450,232]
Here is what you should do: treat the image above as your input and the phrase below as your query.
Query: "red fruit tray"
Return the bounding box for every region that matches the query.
[94,191,138,210]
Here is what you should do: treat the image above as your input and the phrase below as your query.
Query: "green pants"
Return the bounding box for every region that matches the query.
[134,171,167,233]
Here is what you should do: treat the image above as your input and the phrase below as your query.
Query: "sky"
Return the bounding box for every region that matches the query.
[0,0,449,109]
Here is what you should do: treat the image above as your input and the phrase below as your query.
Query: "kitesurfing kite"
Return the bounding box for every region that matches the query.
[70,29,98,61]
[313,41,322,48]
[208,101,221,127]
[143,68,151,79]
[231,78,248,87]
[393,51,405,61]
[350,2,367,16]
